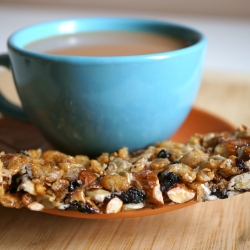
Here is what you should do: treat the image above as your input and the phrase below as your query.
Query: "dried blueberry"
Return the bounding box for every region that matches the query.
[211,189,228,199]
[157,150,171,159]
[78,204,97,214]
[67,200,98,214]
[236,158,248,172]
[158,171,180,192]
[118,187,146,204]
[68,180,81,192]
[9,174,22,193]
[68,200,80,210]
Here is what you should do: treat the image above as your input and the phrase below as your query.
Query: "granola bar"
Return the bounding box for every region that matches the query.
[0,125,250,214]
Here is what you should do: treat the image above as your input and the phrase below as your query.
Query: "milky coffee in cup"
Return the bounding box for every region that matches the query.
[25,31,188,56]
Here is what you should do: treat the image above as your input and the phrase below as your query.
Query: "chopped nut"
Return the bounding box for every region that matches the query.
[196,183,212,202]
[199,155,225,170]
[27,202,44,211]
[188,181,200,191]
[35,183,46,196]
[2,154,31,176]
[22,193,36,206]
[106,157,132,174]
[45,169,64,182]
[228,172,250,191]
[150,158,170,171]
[133,170,164,206]
[187,133,202,146]
[18,180,37,195]
[89,159,104,175]
[180,148,209,168]
[119,171,134,184]
[150,180,164,206]
[52,179,69,192]
[27,149,42,159]
[85,189,111,203]
[78,170,97,186]
[97,153,110,165]
[129,146,155,163]
[42,150,75,164]
[104,197,123,214]
[100,174,129,192]
[74,155,90,167]
[214,139,250,158]
[196,168,215,183]
[167,184,195,203]
[118,148,129,160]
[206,195,218,201]
[85,197,101,213]
[218,156,241,178]
[201,133,217,148]
[130,157,148,172]
[58,162,83,172]
[0,193,22,208]
[122,202,145,211]
[32,163,61,179]
[69,187,86,203]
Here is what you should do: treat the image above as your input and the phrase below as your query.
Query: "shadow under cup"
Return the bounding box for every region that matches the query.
[2,18,207,156]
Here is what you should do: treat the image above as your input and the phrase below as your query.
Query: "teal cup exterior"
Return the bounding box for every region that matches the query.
[0,18,207,156]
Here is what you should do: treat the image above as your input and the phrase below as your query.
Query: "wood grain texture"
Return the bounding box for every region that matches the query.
[0,71,250,249]
[195,71,250,127]
[0,195,250,250]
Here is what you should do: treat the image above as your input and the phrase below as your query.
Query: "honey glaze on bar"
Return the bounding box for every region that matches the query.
[25,31,189,56]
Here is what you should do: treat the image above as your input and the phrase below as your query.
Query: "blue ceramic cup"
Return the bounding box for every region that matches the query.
[0,18,207,156]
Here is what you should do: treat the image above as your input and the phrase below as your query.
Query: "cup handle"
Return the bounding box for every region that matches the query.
[0,54,29,122]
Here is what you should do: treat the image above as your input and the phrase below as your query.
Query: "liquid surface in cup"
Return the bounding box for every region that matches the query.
[25,31,188,56]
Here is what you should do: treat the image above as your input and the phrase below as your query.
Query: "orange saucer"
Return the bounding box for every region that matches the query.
[0,107,235,219]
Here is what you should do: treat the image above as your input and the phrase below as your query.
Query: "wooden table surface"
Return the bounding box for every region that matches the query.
[0,70,250,249]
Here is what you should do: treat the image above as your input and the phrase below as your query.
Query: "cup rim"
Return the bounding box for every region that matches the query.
[8,17,207,63]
